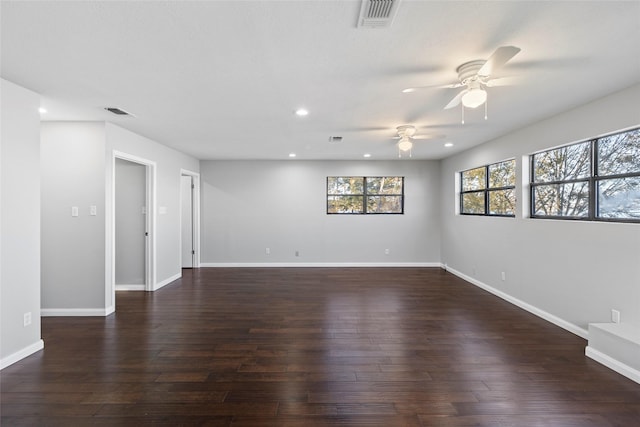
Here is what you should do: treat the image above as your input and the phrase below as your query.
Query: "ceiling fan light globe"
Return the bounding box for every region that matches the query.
[461,88,487,109]
[398,138,413,152]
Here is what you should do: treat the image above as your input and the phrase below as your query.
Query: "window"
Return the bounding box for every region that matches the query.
[531,141,590,218]
[460,159,516,216]
[530,127,640,222]
[327,176,404,214]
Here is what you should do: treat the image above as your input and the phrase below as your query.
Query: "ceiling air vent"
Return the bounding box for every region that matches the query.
[357,0,401,29]
[104,107,133,116]
[328,136,343,144]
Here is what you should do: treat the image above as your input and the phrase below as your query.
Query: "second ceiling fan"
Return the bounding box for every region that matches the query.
[393,125,444,158]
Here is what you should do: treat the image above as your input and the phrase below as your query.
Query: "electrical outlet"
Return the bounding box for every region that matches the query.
[611,309,621,323]
[90,205,97,216]
[265,247,270,255]
[501,271,506,281]
[384,248,390,255]
[23,312,32,327]
[295,250,300,257]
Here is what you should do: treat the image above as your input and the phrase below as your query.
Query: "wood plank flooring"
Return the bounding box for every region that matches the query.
[2,267,639,426]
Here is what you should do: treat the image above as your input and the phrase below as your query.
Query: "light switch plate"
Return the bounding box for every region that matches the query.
[24,312,32,327]
[71,206,79,217]
[611,309,621,323]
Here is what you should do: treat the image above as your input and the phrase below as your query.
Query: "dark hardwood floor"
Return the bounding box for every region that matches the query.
[2,267,639,426]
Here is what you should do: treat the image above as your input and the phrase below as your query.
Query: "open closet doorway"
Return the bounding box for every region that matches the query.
[112,152,156,295]
[115,159,146,290]
[181,170,200,269]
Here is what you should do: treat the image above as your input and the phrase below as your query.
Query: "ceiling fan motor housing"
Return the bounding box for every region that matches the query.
[456,60,487,85]
[396,124,417,138]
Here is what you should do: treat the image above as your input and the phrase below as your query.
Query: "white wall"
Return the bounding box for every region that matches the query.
[440,84,640,336]
[41,122,106,313]
[200,160,441,265]
[1,79,44,368]
[105,123,200,293]
[40,121,199,314]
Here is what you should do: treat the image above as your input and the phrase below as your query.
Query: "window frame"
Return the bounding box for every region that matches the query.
[326,176,404,215]
[530,127,640,223]
[460,159,516,217]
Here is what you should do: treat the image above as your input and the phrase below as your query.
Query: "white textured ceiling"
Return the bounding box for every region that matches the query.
[2,1,639,160]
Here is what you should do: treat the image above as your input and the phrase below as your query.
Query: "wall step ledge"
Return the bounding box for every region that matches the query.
[586,322,640,384]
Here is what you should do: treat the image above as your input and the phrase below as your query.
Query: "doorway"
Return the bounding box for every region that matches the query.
[181,170,200,268]
[111,152,155,299]
[115,158,147,290]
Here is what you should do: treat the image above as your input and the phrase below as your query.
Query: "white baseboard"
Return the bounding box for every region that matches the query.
[115,284,145,291]
[199,262,441,268]
[1,339,44,370]
[115,274,182,293]
[41,307,114,317]
[153,272,181,291]
[446,266,588,339]
[586,346,640,384]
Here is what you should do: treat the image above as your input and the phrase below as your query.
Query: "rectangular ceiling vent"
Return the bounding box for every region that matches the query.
[357,0,400,29]
[104,107,133,116]
[328,136,343,144]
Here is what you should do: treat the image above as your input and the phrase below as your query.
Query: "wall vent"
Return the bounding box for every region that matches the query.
[104,107,133,116]
[357,0,401,28]
[328,136,343,144]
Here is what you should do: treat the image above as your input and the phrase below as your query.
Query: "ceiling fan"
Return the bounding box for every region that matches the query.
[403,46,521,123]
[393,125,444,158]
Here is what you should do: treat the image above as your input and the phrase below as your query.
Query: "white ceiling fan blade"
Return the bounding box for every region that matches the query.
[402,87,425,93]
[442,82,465,89]
[485,76,520,87]
[444,90,467,109]
[413,134,446,140]
[478,46,521,77]
[391,134,447,140]
[402,82,462,93]
[352,126,392,132]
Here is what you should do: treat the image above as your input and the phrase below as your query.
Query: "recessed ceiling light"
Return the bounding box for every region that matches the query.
[38,107,47,114]
[295,108,309,117]
[288,153,297,158]
[363,153,372,158]
[444,142,454,147]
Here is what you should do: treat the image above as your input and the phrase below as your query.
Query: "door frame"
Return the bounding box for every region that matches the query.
[180,169,201,268]
[109,151,156,306]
